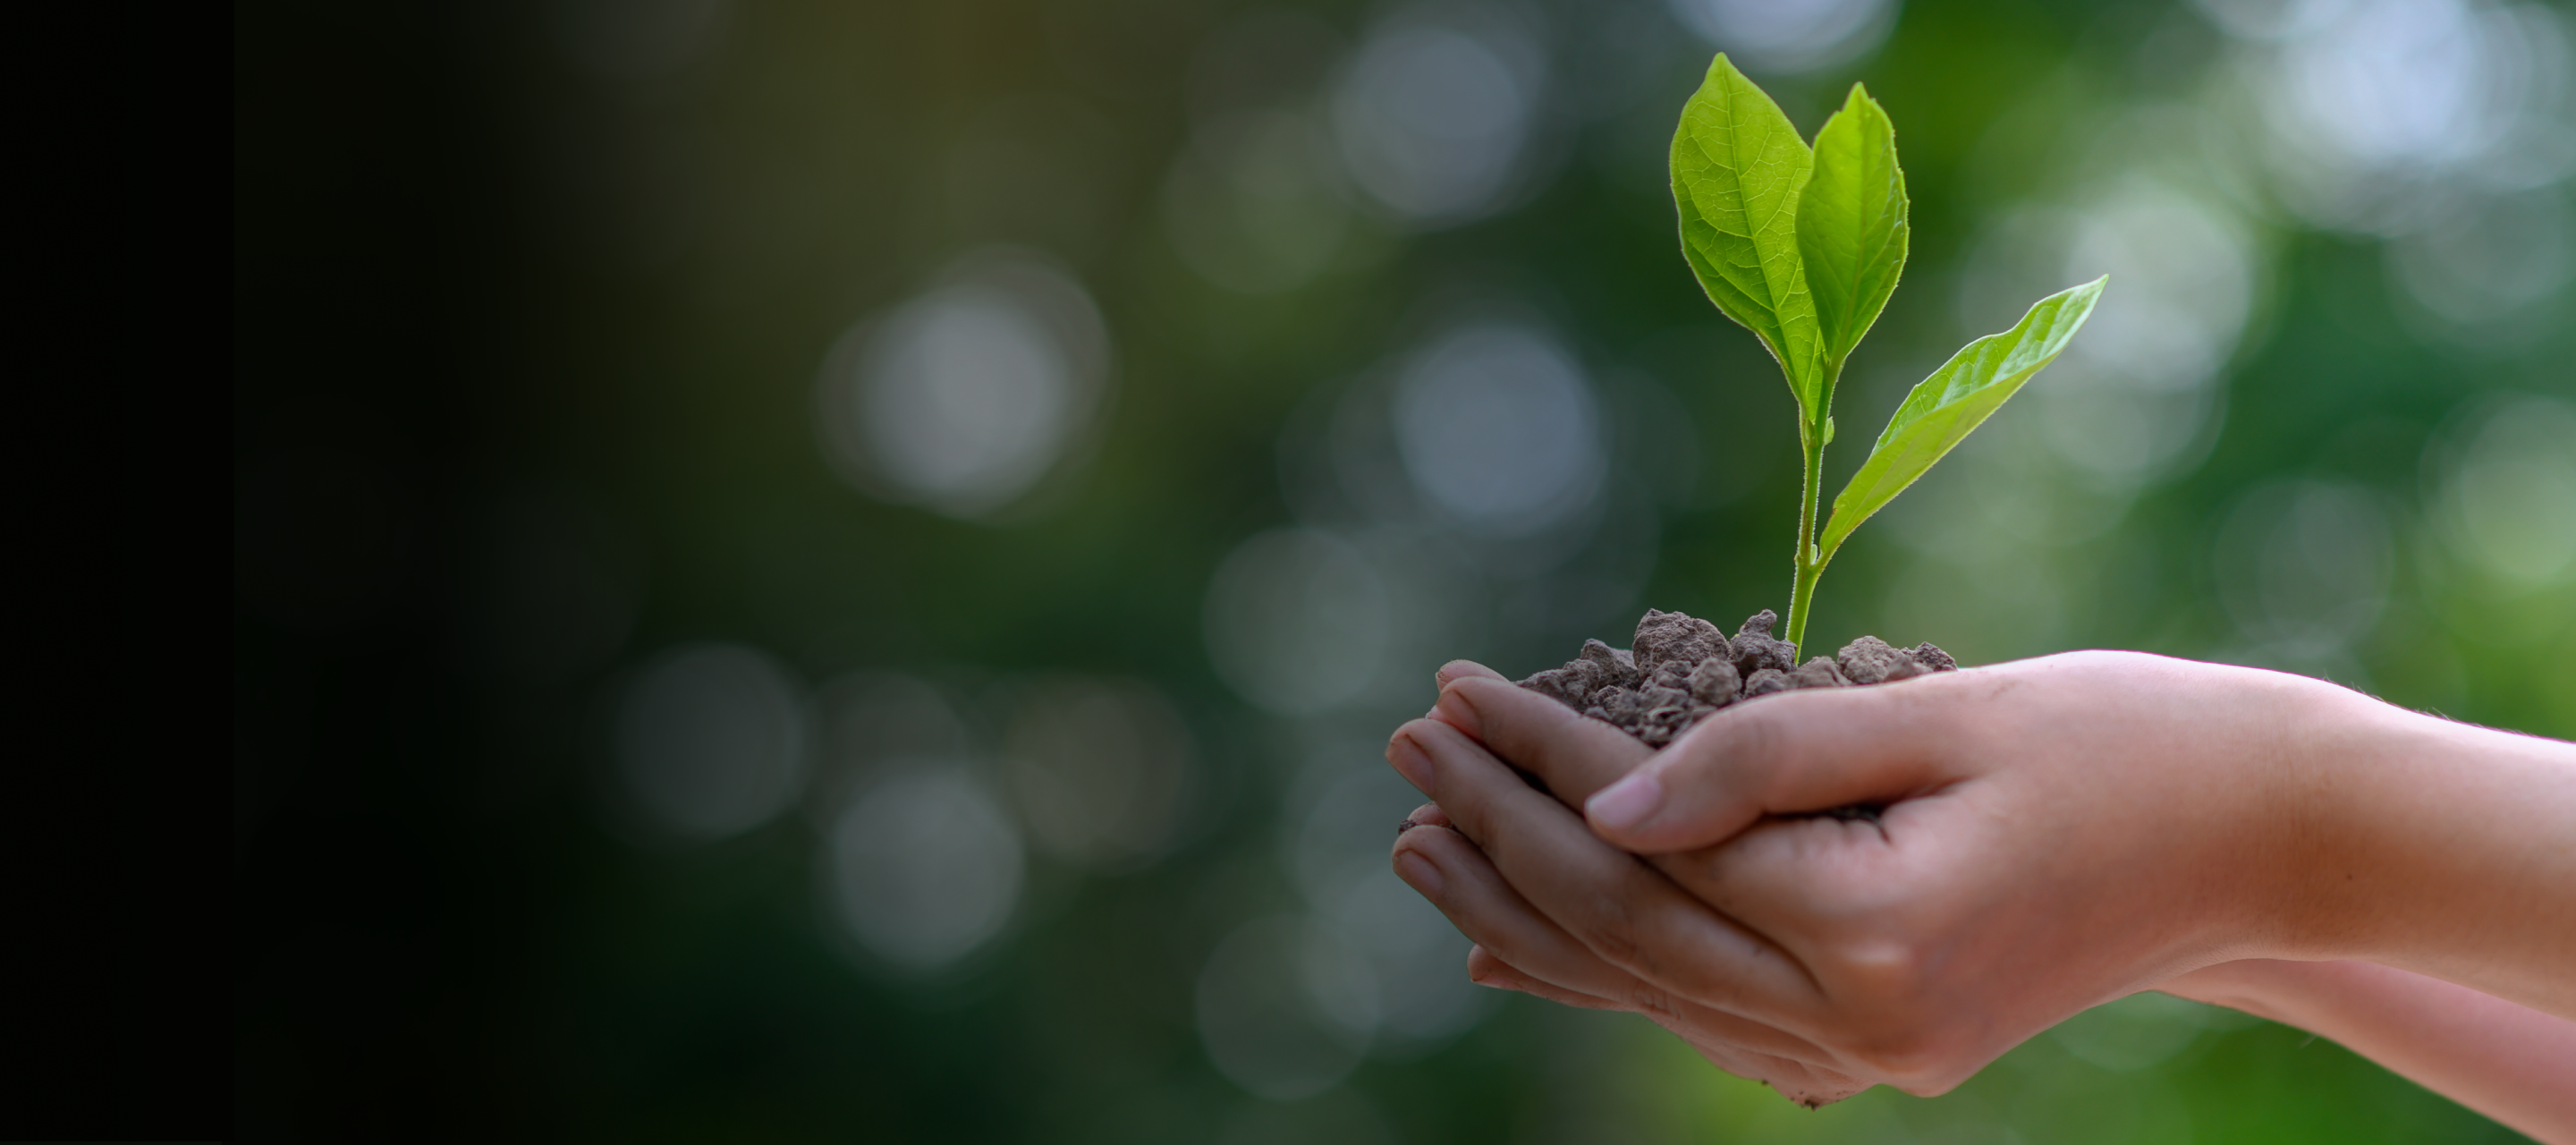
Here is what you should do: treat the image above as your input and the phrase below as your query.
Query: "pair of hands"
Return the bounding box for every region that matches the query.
[1383,650,2576,1108]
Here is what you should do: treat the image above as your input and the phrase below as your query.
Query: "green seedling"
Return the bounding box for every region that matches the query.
[1672,55,2106,657]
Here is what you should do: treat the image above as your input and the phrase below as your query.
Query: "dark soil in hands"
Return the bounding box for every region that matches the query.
[1517,608,1958,747]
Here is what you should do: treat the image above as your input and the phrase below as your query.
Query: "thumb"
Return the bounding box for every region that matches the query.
[1581,683,1954,852]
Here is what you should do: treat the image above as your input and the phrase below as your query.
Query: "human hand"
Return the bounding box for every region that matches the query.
[1390,796,1873,1106]
[1385,651,2576,1100]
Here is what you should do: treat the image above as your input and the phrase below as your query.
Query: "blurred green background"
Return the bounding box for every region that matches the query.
[234,0,2574,1138]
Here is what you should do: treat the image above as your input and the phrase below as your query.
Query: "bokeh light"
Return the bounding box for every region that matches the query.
[1665,0,1900,73]
[1196,915,1381,1100]
[1203,527,1393,716]
[2206,0,2576,231]
[1332,6,1548,226]
[1392,322,1606,538]
[1958,180,2256,491]
[614,643,808,840]
[2428,393,2576,589]
[817,250,1111,520]
[826,768,1024,971]
[2385,185,2576,344]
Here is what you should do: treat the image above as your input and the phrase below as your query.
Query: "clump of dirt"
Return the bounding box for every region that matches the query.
[1517,608,1958,747]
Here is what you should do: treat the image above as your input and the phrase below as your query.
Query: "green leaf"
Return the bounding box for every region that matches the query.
[1796,83,1908,369]
[1816,276,2108,560]
[1670,54,1821,418]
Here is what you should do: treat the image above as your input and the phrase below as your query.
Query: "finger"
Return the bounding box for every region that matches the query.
[1436,659,1508,689]
[1394,822,1663,1003]
[1581,675,1973,853]
[1388,725,1435,798]
[1464,946,1626,1012]
[1432,676,1653,807]
[1650,811,1935,967]
[1396,826,1843,1064]
[1398,802,1451,833]
[1424,675,1914,992]
[1476,934,1876,1109]
[1435,839,1878,1108]
[1391,717,1820,1022]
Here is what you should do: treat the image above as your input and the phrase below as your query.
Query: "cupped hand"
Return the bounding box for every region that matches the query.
[1385,651,2576,1100]
[1389,789,1872,1107]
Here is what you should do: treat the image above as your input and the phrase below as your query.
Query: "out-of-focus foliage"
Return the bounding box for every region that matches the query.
[236,0,2572,1139]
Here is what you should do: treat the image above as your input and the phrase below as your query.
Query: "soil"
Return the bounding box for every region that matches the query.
[1517,608,1958,748]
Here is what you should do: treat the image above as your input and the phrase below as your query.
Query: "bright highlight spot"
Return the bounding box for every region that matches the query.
[1960,182,2254,489]
[818,250,1110,519]
[1333,13,1541,225]
[1392,324,1605,537]
[2204,0,2574,230]
[1665,0,1900,73]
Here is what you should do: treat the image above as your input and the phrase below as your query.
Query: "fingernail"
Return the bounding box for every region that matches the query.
[1387,732,1434,791]
[1435,660,1480,687]
[1393,849,1445,896]
[1587,771,1664,833]
[1433,686,1484,739]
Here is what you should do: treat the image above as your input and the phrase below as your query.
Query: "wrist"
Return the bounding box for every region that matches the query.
[2224,671,2377,964]
[2265,680,2444,961]
[2260,683,2576,1017]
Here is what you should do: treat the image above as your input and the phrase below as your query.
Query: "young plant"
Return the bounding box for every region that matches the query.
[1672,55,2106,657]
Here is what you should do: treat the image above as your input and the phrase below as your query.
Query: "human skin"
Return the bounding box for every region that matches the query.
[1382,652,2576,1132]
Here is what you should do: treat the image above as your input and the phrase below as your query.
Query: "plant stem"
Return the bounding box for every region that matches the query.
[1784,359,1843,659]
[1785,431,1823,659]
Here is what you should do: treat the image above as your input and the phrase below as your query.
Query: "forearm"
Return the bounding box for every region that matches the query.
[2286,692,2576,1019]
[2163,959,2576,1145]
